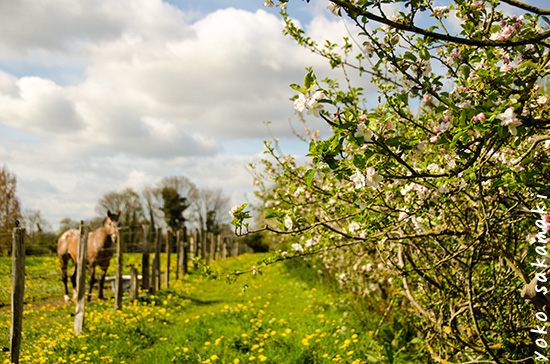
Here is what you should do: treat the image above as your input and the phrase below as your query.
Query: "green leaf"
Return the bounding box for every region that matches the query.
[264,212,278,219]
[304,70,316,90]
[304,169,316,188]
[353,154,366,170]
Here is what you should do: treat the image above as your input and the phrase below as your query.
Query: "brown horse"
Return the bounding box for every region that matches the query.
[57,211,120,302]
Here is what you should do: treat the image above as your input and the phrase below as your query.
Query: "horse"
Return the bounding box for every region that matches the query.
[57,210,120,302]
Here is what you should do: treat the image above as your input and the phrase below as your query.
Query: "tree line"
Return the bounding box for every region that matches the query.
[0,165,233,255]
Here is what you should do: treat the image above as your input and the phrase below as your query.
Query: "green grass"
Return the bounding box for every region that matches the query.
[0,254,426,363]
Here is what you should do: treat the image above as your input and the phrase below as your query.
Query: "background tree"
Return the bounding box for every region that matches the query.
[160,186,189,231]
[58,217,80,234]
[22,209,56,254]
[96,187,144,226]
[142,185,161,232]
[159,175,197,223]
[193,187,231,234]
[0,165,22,254]
[237,0,550,362]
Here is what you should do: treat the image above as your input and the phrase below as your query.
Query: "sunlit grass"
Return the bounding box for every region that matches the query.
[0,253,426,363]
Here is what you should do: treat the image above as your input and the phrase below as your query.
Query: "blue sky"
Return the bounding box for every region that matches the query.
[0,0,345,230]
[0,0,537,231]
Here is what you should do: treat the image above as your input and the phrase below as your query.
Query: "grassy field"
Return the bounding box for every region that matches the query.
[0,253,425,363]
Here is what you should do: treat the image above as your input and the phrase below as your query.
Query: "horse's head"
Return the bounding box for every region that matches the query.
[104,210,121,242]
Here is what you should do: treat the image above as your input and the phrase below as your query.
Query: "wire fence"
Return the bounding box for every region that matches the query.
[0,225,252,307]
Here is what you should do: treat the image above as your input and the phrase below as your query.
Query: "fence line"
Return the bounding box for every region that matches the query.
[6,223,254,359]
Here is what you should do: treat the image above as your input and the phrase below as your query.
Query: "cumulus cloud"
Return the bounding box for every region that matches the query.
[0,0,369,228]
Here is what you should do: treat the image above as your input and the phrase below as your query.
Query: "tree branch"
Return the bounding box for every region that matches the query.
[329,0,550,47]
[500,0,550,15]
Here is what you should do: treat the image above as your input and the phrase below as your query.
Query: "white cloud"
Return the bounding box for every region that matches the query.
[0,76,84,135]
[0,1,370,229]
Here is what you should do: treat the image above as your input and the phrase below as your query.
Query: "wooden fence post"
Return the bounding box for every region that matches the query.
[216,235,222,261]
[130,265,138,301]
[114,227,123,311]
[189,231,195,263]
[232,240,239,257]
[165,230,171,289]
[141,225,150,292]
[175,230,180,281]
[150,254,157,294]
[154,228,161,291]
[221,237,227,260]
[10,224,25,364]
[74,222,89,335]
[201,230,206,262]
[208,232,214,264]
[182,227,188,275]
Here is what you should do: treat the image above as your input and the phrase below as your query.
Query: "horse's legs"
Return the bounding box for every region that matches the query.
[98,269,107,300]
[59,254,71,303]
[70,263,78,301]
[87,265,96,302]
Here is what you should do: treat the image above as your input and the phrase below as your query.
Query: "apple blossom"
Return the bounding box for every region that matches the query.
[291,243,304,252]
[351,169,366,189]
[354,122,373,141]
[294,93,307,112]
[365,168,382,188]
[498,107,522,135]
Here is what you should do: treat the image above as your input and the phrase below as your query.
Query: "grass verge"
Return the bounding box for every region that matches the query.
[0,253,426,363]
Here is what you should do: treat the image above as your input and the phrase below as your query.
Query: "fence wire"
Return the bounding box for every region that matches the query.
[0,226,250,307]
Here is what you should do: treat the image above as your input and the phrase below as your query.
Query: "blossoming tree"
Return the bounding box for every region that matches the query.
[234,0,550,362]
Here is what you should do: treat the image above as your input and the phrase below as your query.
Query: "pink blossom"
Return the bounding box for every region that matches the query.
[430,136,439,143]
[472,113,485,122]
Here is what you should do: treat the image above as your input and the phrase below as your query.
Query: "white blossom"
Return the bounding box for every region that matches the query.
[498,107,522,135]
[294,93,307,112]
[291,243,304,252]
[365,168,383,188]
[351,169,366,189]
[354,122,373,141]
[284,216,293,230]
